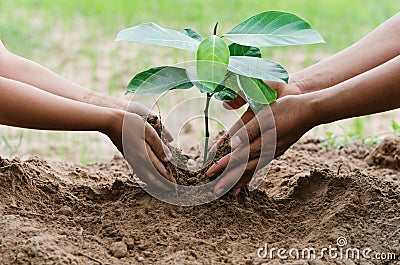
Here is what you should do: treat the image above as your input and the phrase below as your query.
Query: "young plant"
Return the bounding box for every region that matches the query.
[116,11,324,164]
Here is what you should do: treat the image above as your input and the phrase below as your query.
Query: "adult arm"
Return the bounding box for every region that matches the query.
[207,54,400,195]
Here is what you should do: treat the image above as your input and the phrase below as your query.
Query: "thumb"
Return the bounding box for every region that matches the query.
[230,106,274,149]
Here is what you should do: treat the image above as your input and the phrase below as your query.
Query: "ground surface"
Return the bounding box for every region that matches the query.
[1,137,400,265]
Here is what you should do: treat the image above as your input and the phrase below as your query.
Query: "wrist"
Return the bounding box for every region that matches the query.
[301,91,330,127]
[298,93,322,129]
[100,108,124,138]
[83,90,129,111]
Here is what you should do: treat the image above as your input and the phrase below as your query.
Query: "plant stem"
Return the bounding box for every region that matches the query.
[213,22,219,35]
[203,93,212,166]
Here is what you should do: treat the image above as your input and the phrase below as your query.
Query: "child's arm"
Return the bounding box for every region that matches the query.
[0,40,129,112]
[0,76,175,190]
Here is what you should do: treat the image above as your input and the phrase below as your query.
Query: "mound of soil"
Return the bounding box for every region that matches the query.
[366,136,400,170]
[0,136,400,264]
[147,116,231,187]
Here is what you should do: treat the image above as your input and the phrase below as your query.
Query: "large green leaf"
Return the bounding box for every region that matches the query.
[228,43,261,57]
[181,28,204,41]
[127,66,193,95]
[196,35,230,91]
[225,11,325,47]
[116,22,200,51]
[228,56,288,83]
[238,75,277,104]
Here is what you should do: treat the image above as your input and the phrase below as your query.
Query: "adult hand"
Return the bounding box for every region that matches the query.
[107,110,176,192]
[206,95,317,196]
[222,78,303,111]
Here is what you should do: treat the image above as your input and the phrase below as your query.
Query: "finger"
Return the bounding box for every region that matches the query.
[145,123,172,162]
[231,160,258,196]
[209,107,254,155]
[145,143,176,184]
[227,107,255,137]
[230,106,274,149]
[207,129,275,178]
[214,159,259,196]
[209,107,255,155]
[162,128,174,142]
[129,154,174,192]
[206,152,231,178]
[138,164,175,192]
[128,102,158,116]
[208,134,229,158]
[206,137,258,178]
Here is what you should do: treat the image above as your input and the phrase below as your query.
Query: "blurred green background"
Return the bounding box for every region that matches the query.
[0,0,399,163]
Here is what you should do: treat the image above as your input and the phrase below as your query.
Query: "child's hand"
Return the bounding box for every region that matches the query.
[106,110,176,192]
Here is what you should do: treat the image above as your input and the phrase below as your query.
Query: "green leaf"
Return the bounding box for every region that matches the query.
[181,28,204,41]
[116,22,200,51]
[392,120,400,133]
[223,72,241,93]
[196,35,230,91]
[228,43,261,57]
[228,56,288,83]
[238,75,277,104]
[127,66,193,95]
[225,11,325,47]
[214,88,237,102]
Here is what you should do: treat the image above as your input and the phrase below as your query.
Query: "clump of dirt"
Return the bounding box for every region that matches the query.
[147,116,231,186]
[0,136,399,264]
[366,136,400,170]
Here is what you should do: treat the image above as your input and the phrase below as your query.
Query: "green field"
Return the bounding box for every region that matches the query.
[0,0,399,162]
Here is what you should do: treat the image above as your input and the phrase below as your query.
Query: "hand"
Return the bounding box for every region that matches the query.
[118,100,174,142]
[106,110,176,192]
[206,95,317,196]
[222,78,303,111]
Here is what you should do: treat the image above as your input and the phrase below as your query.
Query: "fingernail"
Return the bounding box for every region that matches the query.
[164,152,173,162]
[231,135,242,149]
[206,168,214,177]
[215,187,225,197]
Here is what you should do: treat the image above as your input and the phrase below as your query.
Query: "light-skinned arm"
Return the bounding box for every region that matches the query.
[0,76,175,190]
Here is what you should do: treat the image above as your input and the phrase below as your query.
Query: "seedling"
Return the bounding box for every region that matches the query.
[116,11,324,164]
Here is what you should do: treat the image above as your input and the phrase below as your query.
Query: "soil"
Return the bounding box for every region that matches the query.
[146,116,231,187]
[1,136,400,265]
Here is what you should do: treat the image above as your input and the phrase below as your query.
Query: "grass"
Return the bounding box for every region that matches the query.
[0,0,399,162]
